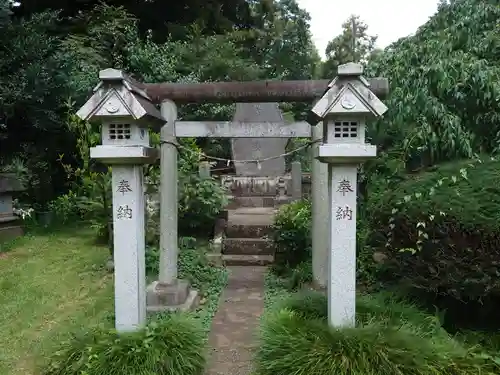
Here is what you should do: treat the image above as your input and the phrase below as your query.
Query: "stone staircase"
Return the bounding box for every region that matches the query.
[220,176,284,266]
[222,207,275,266]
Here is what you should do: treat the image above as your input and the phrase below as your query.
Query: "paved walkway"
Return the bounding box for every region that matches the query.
[205,266,266,375]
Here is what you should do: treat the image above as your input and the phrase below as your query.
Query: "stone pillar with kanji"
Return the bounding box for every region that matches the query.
[76,69,162,332]
[309,62,388,327]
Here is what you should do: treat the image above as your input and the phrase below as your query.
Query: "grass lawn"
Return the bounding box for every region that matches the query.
[0,229,114,375]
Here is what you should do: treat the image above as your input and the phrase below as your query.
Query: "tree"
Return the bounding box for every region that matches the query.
[368,47,384,61]
[12,0,257,42]
[239,0,321,123]
[0,0,322,208]
[0,6,78,206]
[244,0,321,80]
[365,0,500,170]
[0,1,263,208]
[321,15,377,78]
[0,0,12,26]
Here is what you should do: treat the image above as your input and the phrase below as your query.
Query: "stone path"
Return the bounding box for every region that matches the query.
[205,266,266,375]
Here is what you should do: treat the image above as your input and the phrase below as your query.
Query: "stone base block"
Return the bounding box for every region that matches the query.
[0,223,23,242]
[226,196,276,209]
[146,279,199,313]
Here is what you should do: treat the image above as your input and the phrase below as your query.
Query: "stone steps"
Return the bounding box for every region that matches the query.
[226,195,276,209]
[223,238,273,255]
[222,254,274,266]
[226,223,273,238]
[222,206,275,266]
[225,195,293,210]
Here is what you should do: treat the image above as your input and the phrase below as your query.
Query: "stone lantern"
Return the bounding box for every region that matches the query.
[0,173,24,241]
[77,68,162,332]
[309,62,387,328]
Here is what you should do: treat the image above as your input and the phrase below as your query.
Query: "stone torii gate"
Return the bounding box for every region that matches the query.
[77,67,389,331]
[143,74,388,312]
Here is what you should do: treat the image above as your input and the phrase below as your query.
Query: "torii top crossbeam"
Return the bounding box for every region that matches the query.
[138,78,389,104]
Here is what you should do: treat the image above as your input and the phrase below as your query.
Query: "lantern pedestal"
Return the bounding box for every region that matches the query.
[110,164,147,332]
[92,145,158,332]
[318,146,377,327]
[326,164,358,327]
[319,149,377,328]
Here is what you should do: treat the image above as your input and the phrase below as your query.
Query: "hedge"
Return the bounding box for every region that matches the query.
[367,157,500,327]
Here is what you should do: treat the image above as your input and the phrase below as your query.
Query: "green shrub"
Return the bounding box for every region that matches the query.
[146,237,226,303]
[457,330,500,360]
[366,157,500,327]
[270,199,378,287]
[271,199,311,273]
[143,175,227,245]
[177,138,227,237]
[178,173,228,237]
[145,239,227,333]
[256,290,499,375]
[41,314,205,375]
[265,260,313,294]
[282,260,313,290]
[50,125,227,243]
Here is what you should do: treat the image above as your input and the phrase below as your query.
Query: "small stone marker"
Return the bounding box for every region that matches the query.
[199,161,211,179]
[290,161,302,201]
[310,62,388,327]
[77,68,162,332]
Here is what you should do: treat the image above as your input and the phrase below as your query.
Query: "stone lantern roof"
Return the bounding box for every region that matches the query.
[308,62,388,125]
[76,68,165,130]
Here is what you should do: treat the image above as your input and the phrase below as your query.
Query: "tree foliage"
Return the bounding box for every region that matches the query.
[249,0,320,80]
[12,0,257,41]
[0,0,319,208]
[0,0,11,26]
[365,0,500,171]
[322,15,377,78]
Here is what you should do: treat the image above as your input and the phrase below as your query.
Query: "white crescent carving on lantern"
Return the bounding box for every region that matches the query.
[106,101,119,113]
[341,96,356,110]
